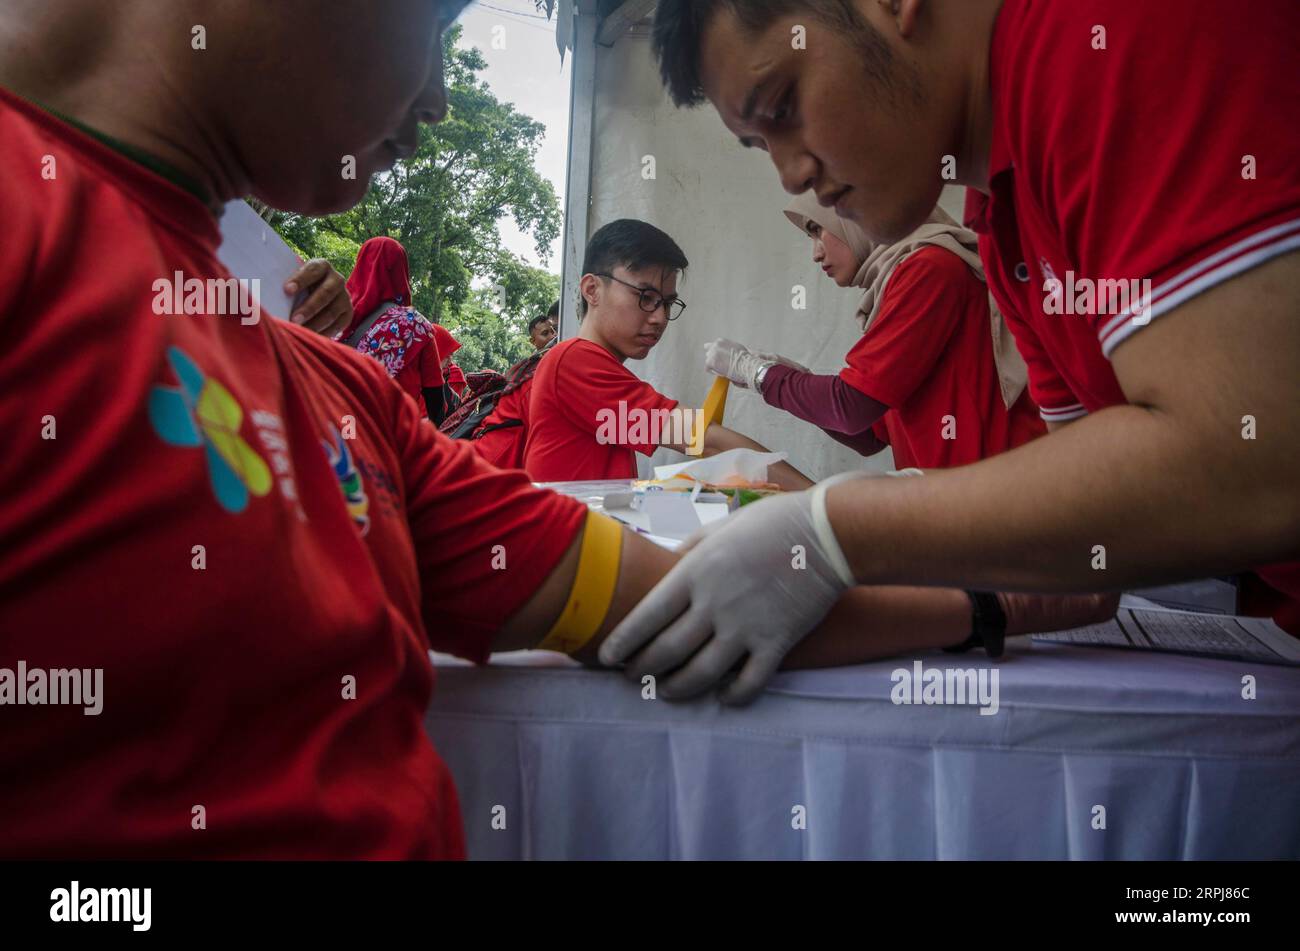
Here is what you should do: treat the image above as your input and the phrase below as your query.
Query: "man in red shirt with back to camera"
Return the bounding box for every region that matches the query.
[470,310,557,470]
[525,218,813,487]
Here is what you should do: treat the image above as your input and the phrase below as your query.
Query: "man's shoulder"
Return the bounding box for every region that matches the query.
[552,337,631,377]
[547,336,590,361]
[269,318,402,397]
[536,337,600,382]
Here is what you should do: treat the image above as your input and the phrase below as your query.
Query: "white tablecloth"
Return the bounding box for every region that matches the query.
[425,641,1300,860]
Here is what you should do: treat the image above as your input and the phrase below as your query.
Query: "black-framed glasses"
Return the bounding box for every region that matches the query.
[596,272,687,321]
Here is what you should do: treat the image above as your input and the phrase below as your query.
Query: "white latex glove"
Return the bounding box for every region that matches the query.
[703,338,770,390]
[599,471,872,705]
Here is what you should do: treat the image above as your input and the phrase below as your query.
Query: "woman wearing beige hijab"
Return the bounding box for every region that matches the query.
[705,194,1044,469]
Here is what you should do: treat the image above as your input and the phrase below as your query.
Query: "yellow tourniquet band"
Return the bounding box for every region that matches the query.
[537,511,624,655]
[689,376,730,455]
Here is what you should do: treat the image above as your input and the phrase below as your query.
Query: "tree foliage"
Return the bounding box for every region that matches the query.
[264,25,561,372]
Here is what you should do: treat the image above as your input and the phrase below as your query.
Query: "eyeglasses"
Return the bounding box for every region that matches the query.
[595,273,687,321]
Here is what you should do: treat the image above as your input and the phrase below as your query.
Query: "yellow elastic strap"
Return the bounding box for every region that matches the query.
[688,376,730,455]
[537,511,624,655]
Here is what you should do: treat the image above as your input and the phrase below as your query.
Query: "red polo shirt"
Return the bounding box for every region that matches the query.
[0,86,586,858]
[839,246,1045,469]
[964,0,1300,629]
[525,338,680,481]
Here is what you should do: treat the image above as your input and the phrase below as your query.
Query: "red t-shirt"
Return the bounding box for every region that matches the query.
[839,246,1044,470]
[473,378,533,471]
[0,86,586,858]
[964,0,1300,629]
[525,338,679,481]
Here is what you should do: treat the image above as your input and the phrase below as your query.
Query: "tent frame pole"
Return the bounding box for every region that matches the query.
[559,0,601,341]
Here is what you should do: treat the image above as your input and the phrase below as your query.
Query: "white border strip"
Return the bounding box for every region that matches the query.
[1039,403,1088,423]
[1099,219,1300,357]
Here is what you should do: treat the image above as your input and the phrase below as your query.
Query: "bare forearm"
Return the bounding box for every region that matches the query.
[703,423,814,490]
[497,518,1117,669]
[494,525,680,657]
[784,587,1119,668]
[782,586,969,668]
[828,401,1300,592]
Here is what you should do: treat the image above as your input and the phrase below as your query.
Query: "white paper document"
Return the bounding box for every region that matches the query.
[215,199,304,320]
[1033,597,1300,666]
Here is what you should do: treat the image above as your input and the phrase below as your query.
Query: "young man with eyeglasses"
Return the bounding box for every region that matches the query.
[525,219,811,485]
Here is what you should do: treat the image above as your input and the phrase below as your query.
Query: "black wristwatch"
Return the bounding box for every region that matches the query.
[943,591,1008,659]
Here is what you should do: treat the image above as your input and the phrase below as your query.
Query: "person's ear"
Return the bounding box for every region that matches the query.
[580,273,601,311]
[875,0,922,37]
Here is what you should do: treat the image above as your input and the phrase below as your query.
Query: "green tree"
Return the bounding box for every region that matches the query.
[451,266,558,375]
[264,24,560,371]
[449,292,529,376]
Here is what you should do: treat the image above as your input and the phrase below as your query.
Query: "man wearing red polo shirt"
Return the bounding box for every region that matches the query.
[601,0,1300,700]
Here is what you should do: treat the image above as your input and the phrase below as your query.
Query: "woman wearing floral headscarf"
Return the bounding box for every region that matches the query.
[705,196,1043,469]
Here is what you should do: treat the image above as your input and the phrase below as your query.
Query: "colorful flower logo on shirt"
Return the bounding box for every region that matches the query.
[148,346,272,513]
[322,427,370,537]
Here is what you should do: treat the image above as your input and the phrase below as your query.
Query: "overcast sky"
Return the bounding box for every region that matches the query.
[457,0,572,274]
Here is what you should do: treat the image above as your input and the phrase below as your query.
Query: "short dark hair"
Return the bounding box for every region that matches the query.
[546,299,560,318]
[652,0,893,108]
[528,313,555,333]
[580,219,688,315]
[440,0,474,21]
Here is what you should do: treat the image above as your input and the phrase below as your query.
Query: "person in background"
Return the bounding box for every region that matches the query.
[706,195,1043,469]
[341,236,448,423]
[429,323,464,419]
[525,219,812,487]
[528,312,558,350]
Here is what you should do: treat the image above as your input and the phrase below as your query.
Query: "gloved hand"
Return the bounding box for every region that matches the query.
[703,338,771,390]
[599,471,873,705]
